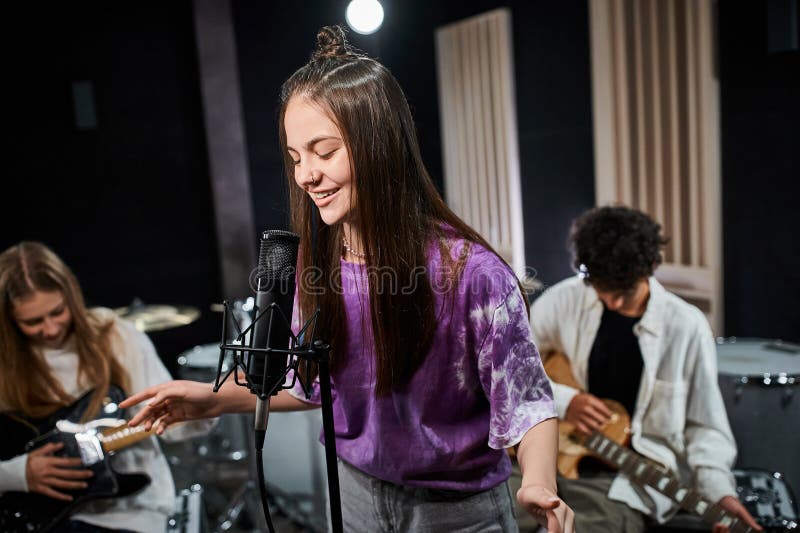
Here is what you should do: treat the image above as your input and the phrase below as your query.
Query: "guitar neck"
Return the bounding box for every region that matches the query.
[545,354,754,532]
[584,432,754,533]
[582,433,753,533]
[98,423,154,453]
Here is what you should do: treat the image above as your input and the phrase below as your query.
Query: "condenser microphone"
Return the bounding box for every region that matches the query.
[250,230,299,438]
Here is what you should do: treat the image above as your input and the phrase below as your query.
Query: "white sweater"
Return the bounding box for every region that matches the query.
[0,309,214,532]
[531,276,737,522]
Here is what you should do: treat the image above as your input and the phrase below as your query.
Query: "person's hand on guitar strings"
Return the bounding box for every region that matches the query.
[516,484,575,533]
[565,392,612,435]
[712,495,763,532]
[25,441,93,501]
[120,380,221,435]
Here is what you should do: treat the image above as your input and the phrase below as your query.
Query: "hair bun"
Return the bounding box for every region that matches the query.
[312,25,351,60]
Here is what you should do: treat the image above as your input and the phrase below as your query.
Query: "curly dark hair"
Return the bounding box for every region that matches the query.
[569,206,669,291]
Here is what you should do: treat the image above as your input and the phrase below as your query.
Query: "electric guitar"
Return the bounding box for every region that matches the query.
[544,352,759,533]
[0,386,155,533]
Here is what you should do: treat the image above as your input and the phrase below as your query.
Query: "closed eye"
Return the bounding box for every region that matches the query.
[318,149,337,160]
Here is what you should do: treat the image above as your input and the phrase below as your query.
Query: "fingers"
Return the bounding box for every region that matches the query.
[575,420,592,435]
[564,506,575,533]
[546,510,563,533]
[717,495,763,531]
[29,464,93,501]
[127,395,171,427]
[584,404,610,427]
[127,405,156,427]
[36,485,75,501]
[518,485,574,533]
[153,412,183,434]
[567,393,611,434]
[46,477,90,490]
[50,464,93,478]
[118,386,160,409]
[28,442,64,456]
[546,499,576,533]
[47,456,85,468]
[590,397,613,417]
[517,485,561,510]
[736,510,762,530]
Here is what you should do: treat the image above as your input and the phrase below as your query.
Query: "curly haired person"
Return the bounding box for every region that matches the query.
[528,206,760,533]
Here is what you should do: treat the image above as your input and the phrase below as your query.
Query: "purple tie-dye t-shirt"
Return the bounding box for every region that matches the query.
[289,237,555,491]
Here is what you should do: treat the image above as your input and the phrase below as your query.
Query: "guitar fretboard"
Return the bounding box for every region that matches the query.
[583,433,753,533]
[98,423,154,453]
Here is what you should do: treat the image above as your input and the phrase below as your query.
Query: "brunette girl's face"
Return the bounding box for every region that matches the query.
[12,290,73,349]
[284,96,355,226]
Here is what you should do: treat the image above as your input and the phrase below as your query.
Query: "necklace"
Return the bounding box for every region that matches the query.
[342,235,366,258]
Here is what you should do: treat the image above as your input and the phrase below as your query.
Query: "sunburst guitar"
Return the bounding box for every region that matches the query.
[543,352,762,533]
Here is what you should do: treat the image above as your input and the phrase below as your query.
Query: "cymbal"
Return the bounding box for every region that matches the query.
[114,303,200,332]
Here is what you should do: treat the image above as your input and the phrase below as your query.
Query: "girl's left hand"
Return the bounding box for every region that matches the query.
[516,484,575,533]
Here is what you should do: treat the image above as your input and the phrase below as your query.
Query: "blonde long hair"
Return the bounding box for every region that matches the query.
[0,242,131,420]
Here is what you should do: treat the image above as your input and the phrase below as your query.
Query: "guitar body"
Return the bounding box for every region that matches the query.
[542,351,633,478]
[0,386,151,533]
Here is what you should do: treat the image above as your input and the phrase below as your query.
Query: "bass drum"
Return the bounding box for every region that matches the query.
[717,338,800,498]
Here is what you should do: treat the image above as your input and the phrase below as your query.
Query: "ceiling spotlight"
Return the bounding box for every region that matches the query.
[345,0,384,35]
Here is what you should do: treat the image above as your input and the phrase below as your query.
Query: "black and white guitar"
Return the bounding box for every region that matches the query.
[0,386,155,533]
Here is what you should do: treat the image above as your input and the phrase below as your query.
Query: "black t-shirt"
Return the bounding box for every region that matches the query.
[587,305,644,417]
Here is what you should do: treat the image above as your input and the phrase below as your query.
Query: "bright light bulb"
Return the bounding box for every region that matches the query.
[345,0,384,35]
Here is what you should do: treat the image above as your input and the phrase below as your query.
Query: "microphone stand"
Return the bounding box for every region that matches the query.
[309,339,343,533]
[215,302,344,533]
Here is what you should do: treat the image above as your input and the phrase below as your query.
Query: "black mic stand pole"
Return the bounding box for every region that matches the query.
[217,303,343,533]
[309,339,343,533]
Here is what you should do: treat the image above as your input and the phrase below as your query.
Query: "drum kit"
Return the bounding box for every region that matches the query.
[115,299,328,533]
[717,337,800,531]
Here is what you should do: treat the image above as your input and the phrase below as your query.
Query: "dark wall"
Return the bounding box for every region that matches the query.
[232,0,595,291]
[234,0,798,341]
[719,2,800,341]
[4,0,795,373]
[2,3,223,372]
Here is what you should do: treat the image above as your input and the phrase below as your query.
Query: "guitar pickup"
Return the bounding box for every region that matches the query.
[74,431,105,466]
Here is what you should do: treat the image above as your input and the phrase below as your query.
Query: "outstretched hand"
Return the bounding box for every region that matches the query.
[517,484,575,533]
[119,380,220,434]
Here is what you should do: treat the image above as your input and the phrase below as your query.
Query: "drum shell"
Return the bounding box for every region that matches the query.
[717,339,800,497]
[177,344,229,383]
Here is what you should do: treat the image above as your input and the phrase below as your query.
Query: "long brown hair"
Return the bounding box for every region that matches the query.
[0,242,131,420]
[279,26,519,395]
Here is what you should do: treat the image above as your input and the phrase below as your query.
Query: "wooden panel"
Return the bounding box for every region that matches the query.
[435,8,525,272]
[588,0,723,333]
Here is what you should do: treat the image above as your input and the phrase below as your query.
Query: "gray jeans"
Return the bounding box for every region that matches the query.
[557,473,648,533]
[337,460,519,532]
[509,461,648,533]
